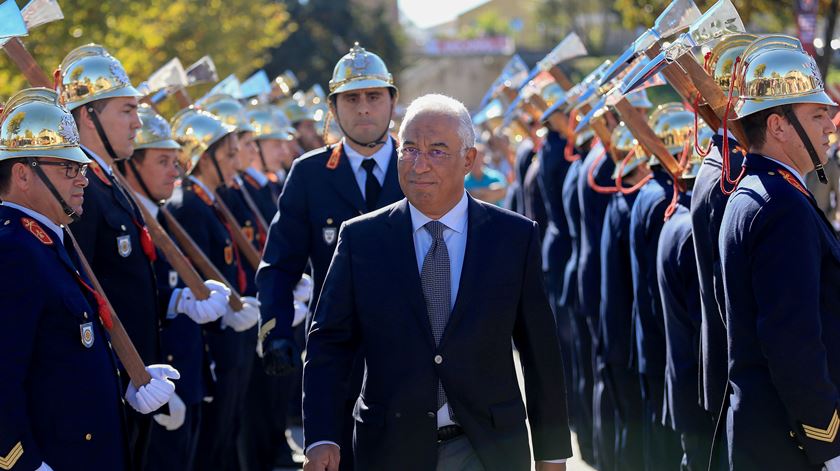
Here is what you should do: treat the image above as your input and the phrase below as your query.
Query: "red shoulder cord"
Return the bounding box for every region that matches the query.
[587,145,618,194]
[616,147,652,195]
[564,109,581,162]
[664,139,693,221]
[720,56,747,196]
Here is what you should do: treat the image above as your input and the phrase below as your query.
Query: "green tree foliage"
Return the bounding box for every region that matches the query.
[458,11,514,39]
[266,0,405,92]
[0,0,292,99]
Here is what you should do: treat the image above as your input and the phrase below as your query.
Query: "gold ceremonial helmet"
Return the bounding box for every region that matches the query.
[539,82,566,108]
[648,103,694,155]
[57,43,141,111]
[282,101,318,124]
[682,123,714,180]
[134,103,180,151]
[0,88,89,163]
[198,94,256,133]
[704,33,759,97]
[272,70,299,98]
[171,106,236,172]
[328,42,397,97]
[610,122,648,179]
[246,104,296,141]
[734,35,837,119]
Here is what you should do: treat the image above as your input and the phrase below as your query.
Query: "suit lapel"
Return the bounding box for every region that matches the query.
[386,200,435,347]
[327,144,366,215]
[440,196,490,347]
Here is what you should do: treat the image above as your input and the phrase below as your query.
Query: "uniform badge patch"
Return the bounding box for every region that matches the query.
[243,226,254,242]
[80,322,94,348]
[21,217,53,245]
[168,270,178,289]
[224,245,234,265]
[117,235,132,257]
[323,227,337,245]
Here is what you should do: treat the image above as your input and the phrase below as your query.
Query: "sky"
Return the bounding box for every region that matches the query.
[397,0,489,28]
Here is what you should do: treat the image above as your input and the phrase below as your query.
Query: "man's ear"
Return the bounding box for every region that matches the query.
[11,161,32,191]
[765,112,791,144]
[463,147,477,175]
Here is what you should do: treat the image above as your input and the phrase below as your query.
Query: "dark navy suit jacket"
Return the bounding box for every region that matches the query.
[303,197,572,471]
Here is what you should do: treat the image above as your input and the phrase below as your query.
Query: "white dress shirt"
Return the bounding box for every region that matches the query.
[81,146,112,176]
[343,137,392,199]
[244,167,269,187]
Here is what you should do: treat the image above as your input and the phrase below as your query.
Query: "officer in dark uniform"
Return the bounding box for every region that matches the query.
[58,43,171,470]
[658,125,716,471]
[720,37,840,470]
[256,43,405,469]
[167,107,261,471]
[598,125,650,470]
[0,88,178,471]
[690,37,753,456]
[629,104,691,469]
[124,104,231,471]
[283,101,325,153]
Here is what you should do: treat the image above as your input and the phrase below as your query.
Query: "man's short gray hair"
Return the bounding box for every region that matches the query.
[398,94,476,149]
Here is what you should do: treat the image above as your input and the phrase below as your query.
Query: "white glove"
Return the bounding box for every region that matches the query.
[292,300,308,328]
[177,280,231,324]
[293,274,314,303]
[153,391,186,431]
[221,296,261,332]
[125,364,180,415]
[824,455,840,471]
[37,463,55,471]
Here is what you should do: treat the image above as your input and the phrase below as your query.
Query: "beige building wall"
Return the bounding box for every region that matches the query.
[455,0,543,50]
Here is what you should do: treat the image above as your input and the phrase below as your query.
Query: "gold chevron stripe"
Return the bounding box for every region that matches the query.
[0,442,23,470]
[802,411,840,443]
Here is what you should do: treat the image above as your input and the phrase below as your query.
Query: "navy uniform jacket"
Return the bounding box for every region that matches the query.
[256,140,403,341]
[629,168,674,379]
[537,130,572,279]
[720,154,840,469]
[598,190,638,368]
[523,158,548,239]
[303,197,572,471]
[577,143,615,340]
[166,181,247,373]
[0,205,127,471]
[690,136,744,413]
[657,203,709,435]
[559,159,582,310]
[217,184,260,296]
[70,153,162,365]
[242,170,279,225]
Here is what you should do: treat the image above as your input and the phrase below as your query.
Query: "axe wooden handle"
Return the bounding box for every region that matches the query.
[160,207,245,311]
[211,192,262,270]
[549,66,575,91]
[529,94,573,141]
[614,98,682,177]
[110,170,211,300]
[3,38,51,88]
[674,54,751,148]
[236,183,270,241]
[65,227,152,388]
[174,88,192,110]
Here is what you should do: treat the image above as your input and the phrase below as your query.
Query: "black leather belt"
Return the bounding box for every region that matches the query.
[437,425,464,443]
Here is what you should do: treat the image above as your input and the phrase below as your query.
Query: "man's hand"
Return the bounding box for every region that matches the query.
[221,296,260,332]
[153,391,186,431]
[535,461,566,471]
[125,364,180,414]
[262,338,302,376]
[304,443,340,471]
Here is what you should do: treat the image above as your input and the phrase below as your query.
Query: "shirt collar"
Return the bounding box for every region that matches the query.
[81,145,112,176]
[244,167,269,187]
[408,191,469,235]
[189,176,216,202]
[133,191,160,219]
[760,154,807,186]
[2,201,64,243]
[343,137,394,175]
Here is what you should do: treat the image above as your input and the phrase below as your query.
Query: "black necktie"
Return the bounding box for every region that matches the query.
[360,159,381,212]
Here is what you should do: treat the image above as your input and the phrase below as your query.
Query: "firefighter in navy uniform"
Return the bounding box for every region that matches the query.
[123,104,231,471]
[0,88,178,471]
[57,43,173,470]
[256,43,405,469]
[720,36,840,470]
[166,107,261,471]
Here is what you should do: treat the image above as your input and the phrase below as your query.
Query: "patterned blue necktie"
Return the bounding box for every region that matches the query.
[420,220,451,413]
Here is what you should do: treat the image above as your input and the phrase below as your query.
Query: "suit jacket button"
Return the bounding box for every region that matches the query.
[434,355,443,364]
[427,411,435,419]
[394,412,401,419]
[167,354,174,362]
[790,431,796,438]
[85,433,92,441]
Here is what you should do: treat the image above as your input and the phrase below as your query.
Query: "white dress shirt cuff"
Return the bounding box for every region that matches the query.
[305,441,340,455]
[166,289,181,319]
[539,459,568,464]
[824,455,840,471]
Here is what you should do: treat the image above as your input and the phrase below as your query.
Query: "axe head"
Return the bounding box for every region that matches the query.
[208,74,241,99]
[238,70,271,100]
[0,0,28,41]
[21,0,63,30]
[146,58,189,96]
[186,55,219,86]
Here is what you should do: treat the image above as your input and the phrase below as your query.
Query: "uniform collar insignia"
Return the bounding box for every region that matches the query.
[778,168,811,198]
[89,160,112,186]
[21,217,54,245]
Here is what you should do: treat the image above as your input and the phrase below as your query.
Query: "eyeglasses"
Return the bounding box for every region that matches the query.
[397,146,463,164]
[35,160,89,179]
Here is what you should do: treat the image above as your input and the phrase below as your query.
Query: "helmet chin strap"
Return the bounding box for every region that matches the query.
[28,159,79,222]
[333,106,392,149]
[782,105,828,184]
[86,104,125,163]
[127,159,159,205]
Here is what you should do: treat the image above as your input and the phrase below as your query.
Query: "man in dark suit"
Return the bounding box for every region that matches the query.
[303,94,572,471]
